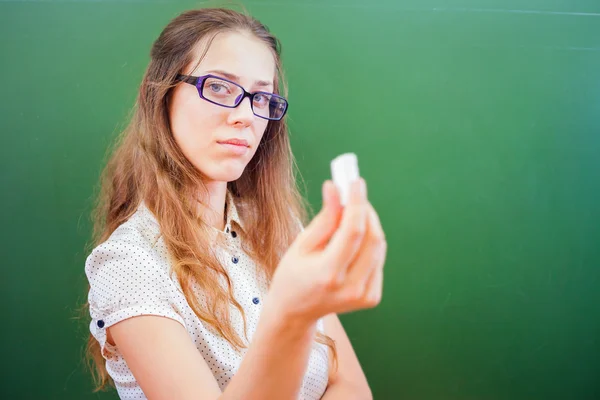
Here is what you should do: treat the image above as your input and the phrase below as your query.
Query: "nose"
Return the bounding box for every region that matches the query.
[227,96,255,127]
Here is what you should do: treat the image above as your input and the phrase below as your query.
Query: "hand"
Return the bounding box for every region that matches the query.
[268,178,387,324]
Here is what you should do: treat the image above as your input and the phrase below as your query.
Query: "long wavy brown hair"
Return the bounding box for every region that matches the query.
[85,7,337,391]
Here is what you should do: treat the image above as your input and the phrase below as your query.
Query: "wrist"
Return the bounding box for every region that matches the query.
[261,293,318,336]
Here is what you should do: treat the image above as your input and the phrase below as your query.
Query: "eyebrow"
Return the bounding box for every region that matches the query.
[204,69,273,88]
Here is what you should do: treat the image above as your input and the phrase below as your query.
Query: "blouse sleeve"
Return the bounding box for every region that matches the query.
[85,230,185,359]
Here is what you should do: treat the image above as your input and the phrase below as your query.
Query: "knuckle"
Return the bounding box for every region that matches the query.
[349,205,367,222]
[318,269,339,290]
[344,285,365,303]
[370,235,386,250]
[366,294,381,308]
[368,205,385,234]
[374,230,387,244]
[365,290,382,308]
[379,239,388,253]
[369,239,387,260]
[347,211,367,241]
[348,226,366,243]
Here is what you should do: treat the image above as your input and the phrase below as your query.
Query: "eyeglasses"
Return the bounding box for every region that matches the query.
[175,74,288,121]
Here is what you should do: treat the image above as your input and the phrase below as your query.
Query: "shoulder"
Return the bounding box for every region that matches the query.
[105,203,162,250]
[85,204,172,304]
[86,204,161,265]
[85,205,187,341]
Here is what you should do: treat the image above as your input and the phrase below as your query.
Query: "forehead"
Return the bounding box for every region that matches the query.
[189,31,276,86]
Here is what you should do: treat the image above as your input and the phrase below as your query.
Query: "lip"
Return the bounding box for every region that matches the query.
[217,139,249,156]
[218,138,249,147]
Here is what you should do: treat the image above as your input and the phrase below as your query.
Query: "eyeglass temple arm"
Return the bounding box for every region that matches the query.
[175,74,198,85]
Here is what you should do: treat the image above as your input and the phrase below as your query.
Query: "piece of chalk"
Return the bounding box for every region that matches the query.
[331,153,360,206]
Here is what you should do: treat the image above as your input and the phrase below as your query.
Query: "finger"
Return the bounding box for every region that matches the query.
[345,204,386,287]
[366,202,385,243]
[364,262,384,307]
[323,178,368,274]
[298,180,343,252]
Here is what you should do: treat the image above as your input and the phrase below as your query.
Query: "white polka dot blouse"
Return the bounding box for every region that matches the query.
[85,191,330,399]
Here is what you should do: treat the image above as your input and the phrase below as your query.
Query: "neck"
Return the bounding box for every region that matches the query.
[196,181,228,232]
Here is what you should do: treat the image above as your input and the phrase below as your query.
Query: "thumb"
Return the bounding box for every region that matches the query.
[298,180,343,252]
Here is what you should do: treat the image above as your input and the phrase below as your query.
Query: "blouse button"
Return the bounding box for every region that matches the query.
[97,320,105,328]
[231,231,237,238]
[252,297,260,305]
[232,256,239,264]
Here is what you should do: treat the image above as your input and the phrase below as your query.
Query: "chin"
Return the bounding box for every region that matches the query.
[204,165,247,183]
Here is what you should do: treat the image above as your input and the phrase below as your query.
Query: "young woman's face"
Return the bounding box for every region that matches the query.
[169,31,276,183]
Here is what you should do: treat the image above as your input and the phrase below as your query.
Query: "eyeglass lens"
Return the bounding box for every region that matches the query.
[201,77,287,120]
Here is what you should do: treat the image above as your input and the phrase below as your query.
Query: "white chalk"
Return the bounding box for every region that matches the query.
[331,153,360,206]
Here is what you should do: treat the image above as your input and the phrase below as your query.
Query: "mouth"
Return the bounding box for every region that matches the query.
[217,140,250,155]
[217,138,249,147]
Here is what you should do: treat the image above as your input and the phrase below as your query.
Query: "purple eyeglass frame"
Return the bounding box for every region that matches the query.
[175,73,288,121]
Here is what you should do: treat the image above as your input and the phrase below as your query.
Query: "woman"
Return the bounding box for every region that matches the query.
[85,7,386,400]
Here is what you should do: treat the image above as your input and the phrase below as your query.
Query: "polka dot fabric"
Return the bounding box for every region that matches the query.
[85,191,330,399]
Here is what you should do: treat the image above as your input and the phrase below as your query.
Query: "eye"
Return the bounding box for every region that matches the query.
[203,78,235,98]
[253,93,270,108]
[207,82,230,94]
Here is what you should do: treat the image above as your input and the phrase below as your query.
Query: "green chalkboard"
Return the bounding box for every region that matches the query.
[1,1,599,399]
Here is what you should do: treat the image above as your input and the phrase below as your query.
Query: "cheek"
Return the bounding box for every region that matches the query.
[256,121,269,141]
[246,122,269,159]
[171,100,221,155]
